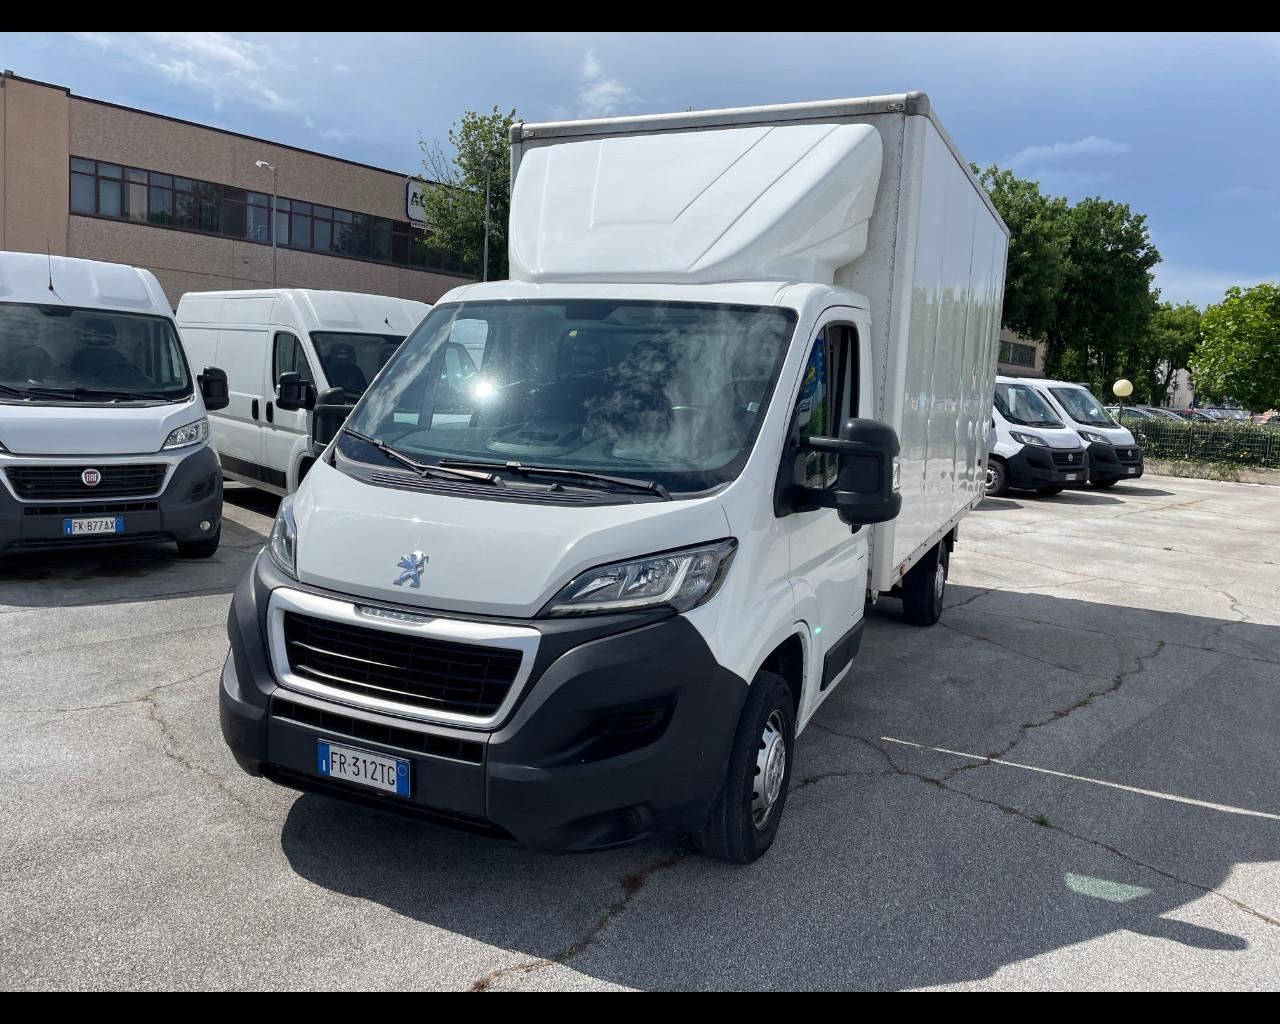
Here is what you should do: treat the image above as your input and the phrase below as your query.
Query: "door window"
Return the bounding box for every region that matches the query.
[273,332,313,388]
[793,326,854,489]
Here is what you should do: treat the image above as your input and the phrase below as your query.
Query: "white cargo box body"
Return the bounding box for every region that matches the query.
[510,94,1009,590]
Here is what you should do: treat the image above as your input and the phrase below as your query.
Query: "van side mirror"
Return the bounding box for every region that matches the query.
[276,372,316,412]
[311,386,354,453]
[198,366,229,412]
[792,418,902,526]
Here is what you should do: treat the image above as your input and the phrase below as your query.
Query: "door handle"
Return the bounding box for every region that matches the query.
[251,399,259,420]
[266,401,274,423]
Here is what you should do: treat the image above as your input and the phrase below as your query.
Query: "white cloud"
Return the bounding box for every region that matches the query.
[578,48,633,118]
[1005,136,1132,166]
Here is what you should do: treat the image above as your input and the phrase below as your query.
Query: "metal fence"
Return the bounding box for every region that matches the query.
[1129,419,1280,468]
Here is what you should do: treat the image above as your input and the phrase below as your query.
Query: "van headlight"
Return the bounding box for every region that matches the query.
[1079,430,1110,445]
[542,539,737,616]
[268,496,298,579]
[161,418,209,450]
[1009,431,1048,447]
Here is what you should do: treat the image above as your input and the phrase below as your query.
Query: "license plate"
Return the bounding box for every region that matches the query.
[1065,473,1080,481]
[316,741,410,796]
[1127,467,1137,474]
[64,516,123,536]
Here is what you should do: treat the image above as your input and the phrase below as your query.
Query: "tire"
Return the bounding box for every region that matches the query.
[902,541,948,627]
[177,525,221,559]
[985,460,1009,497]
[693,671,796,864]
[1037,486,1064,496]
[1092,478,1118,489]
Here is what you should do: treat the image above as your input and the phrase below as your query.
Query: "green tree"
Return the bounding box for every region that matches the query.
[418,106,517,280]
[1192,282,1280,411]
[972,165,1070,342]
[1050,197,1161,394]
[1140,300,1201,404]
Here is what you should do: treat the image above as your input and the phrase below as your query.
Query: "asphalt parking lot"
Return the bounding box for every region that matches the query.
[2,476,1277,991]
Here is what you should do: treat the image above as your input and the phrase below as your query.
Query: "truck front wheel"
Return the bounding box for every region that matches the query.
[901,541,948,626]
[985,460,1008,497]
[693,671,795,864]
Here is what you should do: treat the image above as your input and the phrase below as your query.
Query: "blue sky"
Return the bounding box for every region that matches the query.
[3,31,1277,307]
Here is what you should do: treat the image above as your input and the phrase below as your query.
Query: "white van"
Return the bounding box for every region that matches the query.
[1028,379,1144,487]
[219,94,1008,862]
[177,289,430,495]
[0,252,227,557]
[986,375,1088,496]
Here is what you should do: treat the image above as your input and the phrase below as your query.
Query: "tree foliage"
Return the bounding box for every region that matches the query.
[1191,282,1280,411]
[1141,301,1201,404]
[418,106,517,280]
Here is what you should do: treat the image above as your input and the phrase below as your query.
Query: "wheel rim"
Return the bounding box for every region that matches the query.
[934,556,946,603]
[985,465,997,493]
[752,709,787,831]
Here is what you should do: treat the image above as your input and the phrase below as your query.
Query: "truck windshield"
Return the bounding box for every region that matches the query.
[0,301,191,401]
[1049,386,1115,427]
[343,299,797,494]
[994,382,1062,428]
[311,331,407,401]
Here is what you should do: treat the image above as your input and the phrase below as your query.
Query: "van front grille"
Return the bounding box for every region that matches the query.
[6,464,167,499]
[282,612,522,718]
[1050,450,1086,468]
[1115,447,1142,464]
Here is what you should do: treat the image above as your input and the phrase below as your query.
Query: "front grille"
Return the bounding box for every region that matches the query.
[6,464,167,500]
[272,697,484,764]
[1116,447,1142,464]
[23,500,159,518]
[282,612,523,719]
[1050,450,1085,468]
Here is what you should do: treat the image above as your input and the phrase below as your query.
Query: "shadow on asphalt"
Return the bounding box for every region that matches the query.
[278,585,1278,989]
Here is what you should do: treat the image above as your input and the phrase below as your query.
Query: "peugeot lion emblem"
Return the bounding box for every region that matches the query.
[393,551,429,589]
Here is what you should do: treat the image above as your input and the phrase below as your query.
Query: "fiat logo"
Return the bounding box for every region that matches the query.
[81,468,102,487]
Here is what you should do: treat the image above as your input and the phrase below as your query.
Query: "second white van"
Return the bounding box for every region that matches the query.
[1029,378,1144,487]
[177,289,430,495]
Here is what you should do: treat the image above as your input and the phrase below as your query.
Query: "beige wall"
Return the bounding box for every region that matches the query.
[997,328,1047,378]
[1,75,71,254]
[2,74,470,308]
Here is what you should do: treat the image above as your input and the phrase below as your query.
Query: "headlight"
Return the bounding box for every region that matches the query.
[1009,431,1048,447]
[542,539,737,616]
[1079,430,1109,445]
[268,496,298,579]
[161,418,209,450]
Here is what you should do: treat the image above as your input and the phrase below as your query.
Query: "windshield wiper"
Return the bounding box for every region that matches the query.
[437,459,672,500]
[16,386,176,402]
[342,427,504,486]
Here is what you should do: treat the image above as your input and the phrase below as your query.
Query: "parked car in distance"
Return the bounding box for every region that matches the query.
[1169,408,1217,422]
[0,252,228,558]
[177,289,429,495]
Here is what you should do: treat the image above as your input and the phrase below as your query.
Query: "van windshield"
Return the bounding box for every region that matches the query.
[994,382,1062,428]
[0,301,191,402]
[342,299,796,494]
[311,331,407,401]
[1049,386,1115,427]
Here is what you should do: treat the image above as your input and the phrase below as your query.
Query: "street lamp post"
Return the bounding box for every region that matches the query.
[482,155,494,283]
[255,160,278,288]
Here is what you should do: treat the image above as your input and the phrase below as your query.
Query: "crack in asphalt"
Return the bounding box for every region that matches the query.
[818,726,1280,932]
[8,663,223,715]
[468,848,690,991]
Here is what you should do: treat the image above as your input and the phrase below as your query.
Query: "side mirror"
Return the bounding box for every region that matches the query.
[276,371,316,412]
[198,366,229,412]
[311,386,354,454]
[794,418,902,527]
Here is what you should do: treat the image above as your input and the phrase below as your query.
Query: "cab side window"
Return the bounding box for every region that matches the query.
[793,327,854,489]
[273,332,313,388]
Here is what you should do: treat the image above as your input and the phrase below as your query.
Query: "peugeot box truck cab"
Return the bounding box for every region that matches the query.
[986,375,1088,497]
[0,252,228,557]
[1031,379,1144,487]
[177,289,430,495]
[220,94,1009,862]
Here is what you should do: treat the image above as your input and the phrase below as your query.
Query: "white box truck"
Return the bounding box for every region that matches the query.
[220,93,1008,862]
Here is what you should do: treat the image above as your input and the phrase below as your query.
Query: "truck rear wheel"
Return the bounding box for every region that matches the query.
[901,541,948,626]
[693,671,795,864]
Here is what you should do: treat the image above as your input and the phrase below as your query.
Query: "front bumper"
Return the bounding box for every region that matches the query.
[221,553,747,852]
[0,445,222,554]
[1003,445,1089,490]
[1086,442,1144,483]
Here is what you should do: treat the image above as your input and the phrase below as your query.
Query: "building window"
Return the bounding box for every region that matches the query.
[67,157,471,277]
[999,340,1037,368]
